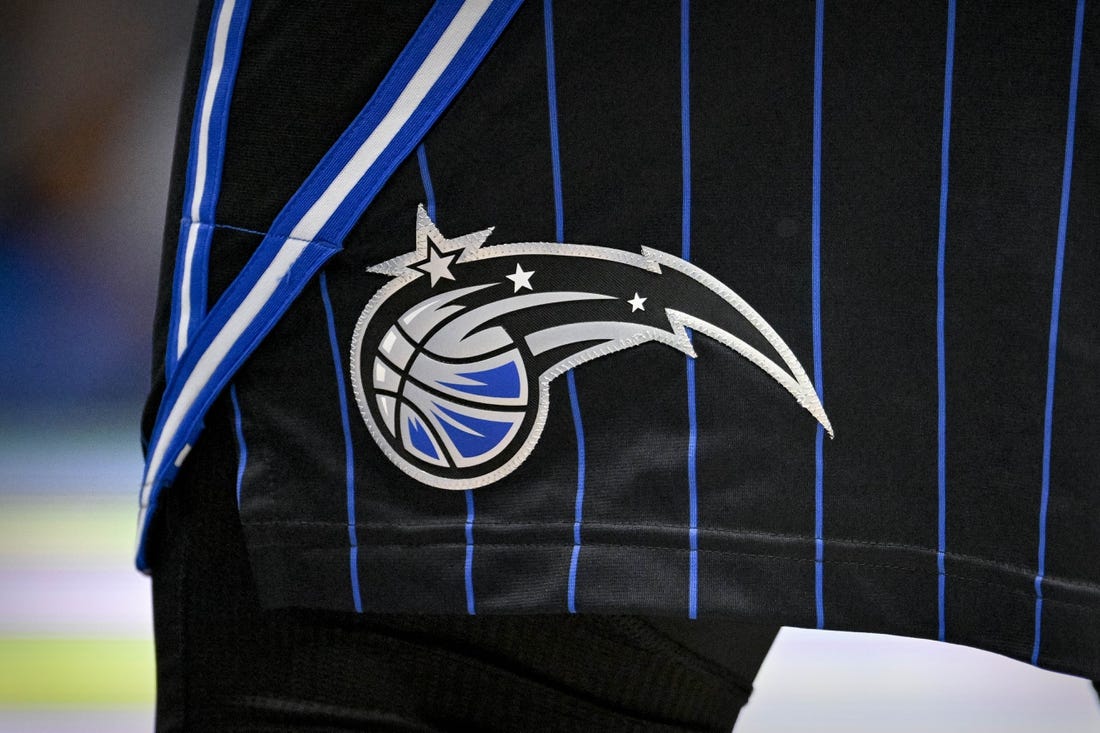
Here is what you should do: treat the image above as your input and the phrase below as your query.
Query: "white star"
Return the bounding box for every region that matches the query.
[414,240,457,287]
[506,263,535,292]
[628,292,647,312]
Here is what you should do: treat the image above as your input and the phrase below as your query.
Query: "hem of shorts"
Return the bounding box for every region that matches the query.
[242,523,1100,681]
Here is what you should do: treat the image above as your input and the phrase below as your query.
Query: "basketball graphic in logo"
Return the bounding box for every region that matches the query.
[369,296,528,469]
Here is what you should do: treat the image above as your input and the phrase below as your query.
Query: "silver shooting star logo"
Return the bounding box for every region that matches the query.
[351,206,832,489]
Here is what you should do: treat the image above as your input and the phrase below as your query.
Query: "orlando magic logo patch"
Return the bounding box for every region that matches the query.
[350,206,832,489]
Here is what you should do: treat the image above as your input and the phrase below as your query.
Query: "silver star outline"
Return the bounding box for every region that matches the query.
[367,204,494,281]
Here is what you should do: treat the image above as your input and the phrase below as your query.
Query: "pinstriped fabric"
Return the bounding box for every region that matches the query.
[148,0,1100,680]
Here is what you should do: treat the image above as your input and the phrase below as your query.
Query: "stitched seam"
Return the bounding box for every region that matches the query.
[179,217,340,249]
[240,518,1063,576]
[246,539,1100,609]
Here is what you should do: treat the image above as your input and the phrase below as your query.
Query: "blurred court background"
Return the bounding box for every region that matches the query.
[0,2,1097,731]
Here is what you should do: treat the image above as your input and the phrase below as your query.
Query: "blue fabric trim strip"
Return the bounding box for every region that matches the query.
[1033,0,1085,667]
[138,0,524,571]
[167,0,251,377]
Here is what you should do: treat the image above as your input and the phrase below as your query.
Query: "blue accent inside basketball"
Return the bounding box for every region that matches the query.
[407,415,438,459]
[433,403,513,458]
[439,361,522,399]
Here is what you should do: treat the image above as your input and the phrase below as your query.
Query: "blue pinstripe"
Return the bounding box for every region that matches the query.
[936,0,957,644]
[811,0,826,631]
[229,384,247,509]
[417,143,476,615]
[567,380,586,614]
[1033,0,1085,667]
[545,0,565,243]
[320,272,361,613]
[544,0,589,613]
[681,0,699,620]
[465,491,476,615]
[687,354,699,620]
[417,144,437,220]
